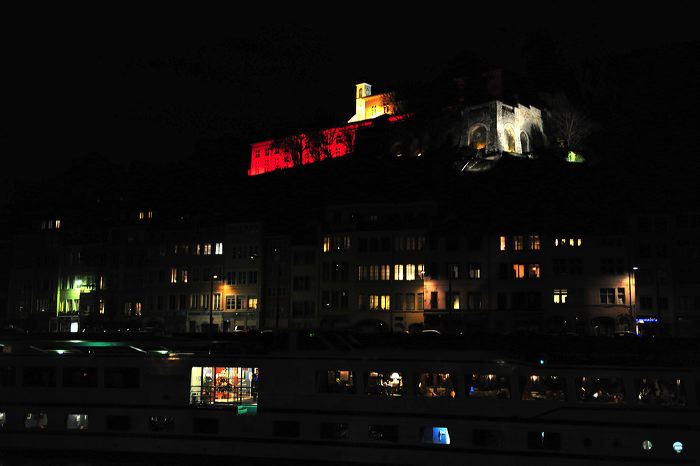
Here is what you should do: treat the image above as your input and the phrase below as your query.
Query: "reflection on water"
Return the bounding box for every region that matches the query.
[0,453,345,466]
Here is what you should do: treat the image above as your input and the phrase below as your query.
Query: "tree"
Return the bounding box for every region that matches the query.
[542,93,596,152]
[270,133,309,167]
[307,126,355,162]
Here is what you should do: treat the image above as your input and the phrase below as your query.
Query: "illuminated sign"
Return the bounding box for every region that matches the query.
[636,317,659,323]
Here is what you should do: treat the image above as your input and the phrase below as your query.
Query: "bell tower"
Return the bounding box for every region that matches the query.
[349,83,372,122]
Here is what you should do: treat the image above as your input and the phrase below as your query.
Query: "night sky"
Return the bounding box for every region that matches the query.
[2,5,698,186]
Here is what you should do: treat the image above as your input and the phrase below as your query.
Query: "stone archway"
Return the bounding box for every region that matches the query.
[520,131,529,153]
[504,126,516,152]
[468,124,488,150]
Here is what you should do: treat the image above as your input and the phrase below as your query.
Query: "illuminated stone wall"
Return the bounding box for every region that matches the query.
[461,101,545,154]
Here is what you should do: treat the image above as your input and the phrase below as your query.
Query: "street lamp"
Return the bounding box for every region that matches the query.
[209,274,218,339]
[629,266,638,334]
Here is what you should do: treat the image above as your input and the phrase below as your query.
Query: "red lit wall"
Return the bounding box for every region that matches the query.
[248,116,408,176]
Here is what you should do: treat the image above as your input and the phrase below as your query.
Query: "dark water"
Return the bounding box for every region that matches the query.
[0,452,354,466]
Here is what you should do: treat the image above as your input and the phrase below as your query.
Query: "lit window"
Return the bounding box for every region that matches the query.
[247,297,258,310]
[369,295,380,310]
[134,302,142,316]
[642,440,652,451]
[512,264,525,278]
[25,413,48,430]
[170,268,177,284]
[203,244,212,255]
[528,264,540,278]
[469,263,481,279]
[380,265,391,281]
[406,264,416,281]
[366,371,403,396]
[369,266,379,281]
[147,211,153,219]
[394,264,404,281]
[66,414,89,430]
[499,236,506,251]
[55,219,61,229]
[0,412,4,429]
[528,234,540,250]
[553,289,567,304]
[195,244,201,255]
[673,441,683,454]
[215,243,223,255]
[450,292,460,310]
[380,295,391,310]
[181,269,188,284]
[513,236,524,251]
[189,366,259,411]
[617,288,625,304]
[577,238,583,246]
[138,212,144,220]
[421,427,450,445]
[323,236,331,253]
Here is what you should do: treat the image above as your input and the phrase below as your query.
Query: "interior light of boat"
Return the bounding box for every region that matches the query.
[673,441,683,454]
[642,440,652,450]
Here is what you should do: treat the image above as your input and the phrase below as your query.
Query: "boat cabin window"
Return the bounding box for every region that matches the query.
[368,424,399,442]
[106,415,131,431]
[22,367,56,387]
[468,374,510,399]
[366,371,403,396]
[576,376,625,403]
[66,414,89,430]
[634,377,686,406]
[521,375,566,401]
[149,415,175,432]
[320,422,349,440]
[0,366,16,387]
[189,366,259,413]
[418,372,456,397]
[273,420,300,438]
[317,370,356,394]
[63,367,98,388]
[0,412,5,429]
[472,429,504,447]
[192,418,219,434]
[420,426,451,445]
[528,431,561,450]
[104,367,140,388]
[24,413,48,430]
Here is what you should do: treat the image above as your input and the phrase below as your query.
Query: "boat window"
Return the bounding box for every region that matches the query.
[63,367,98,388]
[22,366,56,387]
[634,377,686,406]
[472,429,503,447]
[189,366,259,414]
[368,424,398,442]
[24,413,48,430]
[366,371,403,396]
[0,366,16,387]
[106,415,131,431]
[576,377,625,403]
[420,426,450,445]
[320,422,349,440]
[273,420,300,438]
[468,374,510,399]
[521,375,566,401]
[104,367,140,388]
[192,418,219,434]
[149,416,175,432]
[418,372,456,398]
[317,370,356,394]
[528,431,561,450]
[66,414,89,430]
[0,412,5,429]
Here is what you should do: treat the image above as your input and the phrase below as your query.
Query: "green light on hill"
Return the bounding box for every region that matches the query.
[567,151,585,163]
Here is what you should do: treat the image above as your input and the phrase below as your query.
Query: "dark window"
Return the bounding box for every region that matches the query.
[528,431,561,450]
[192,418,219,434]
[104,367,140,388]
[63,367,98,388]
[273,420,300,438]
[149,416,175,432]
[430,292,438,309]
[368,424,398,441]
[0,366,16,387]
[22,366,56,387]
[320,422,349,440]
[106,415,131,431]
[473,429,503,447]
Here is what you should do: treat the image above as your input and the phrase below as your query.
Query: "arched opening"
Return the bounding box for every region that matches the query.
[358,88,363,98]
[591,317,615,336]
[520,131,529,153]
[504,127,516,152]
[468,124,488,150]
